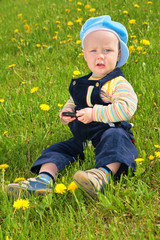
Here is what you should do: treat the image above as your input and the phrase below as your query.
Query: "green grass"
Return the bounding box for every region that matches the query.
[0,0,160,239]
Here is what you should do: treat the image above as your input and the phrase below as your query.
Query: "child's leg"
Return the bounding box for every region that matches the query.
[106,162,121,175]
[39,162,58,180]
[73,127,138,198]
[7,138,84,196]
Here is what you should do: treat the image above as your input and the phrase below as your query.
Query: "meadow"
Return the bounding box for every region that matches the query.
[0,0,160,239]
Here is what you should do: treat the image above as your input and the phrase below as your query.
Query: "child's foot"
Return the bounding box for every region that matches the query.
[7,174,53,196]
[73,168,110,198]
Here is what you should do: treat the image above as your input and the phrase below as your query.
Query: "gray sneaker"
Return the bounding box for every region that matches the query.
[7,176,53,196]
[73,168,110,198]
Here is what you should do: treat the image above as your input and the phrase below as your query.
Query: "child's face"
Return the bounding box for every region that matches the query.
[83,30,120,77]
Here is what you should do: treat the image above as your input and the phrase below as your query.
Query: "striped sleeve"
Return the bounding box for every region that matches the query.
[60,96,76,125]
[62,96,76,112]
[92,77,138,123]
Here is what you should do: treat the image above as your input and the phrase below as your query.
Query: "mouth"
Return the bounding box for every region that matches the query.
[96,63,105,68]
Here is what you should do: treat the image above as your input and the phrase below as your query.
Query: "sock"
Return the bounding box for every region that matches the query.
[38,171,55,183]
[98,166,112,182]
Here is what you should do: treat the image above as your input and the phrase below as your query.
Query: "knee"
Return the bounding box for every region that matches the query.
[102,127,124,140]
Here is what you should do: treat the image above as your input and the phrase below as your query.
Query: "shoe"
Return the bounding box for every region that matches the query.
[73,168,110,198]
[7,175,53,196]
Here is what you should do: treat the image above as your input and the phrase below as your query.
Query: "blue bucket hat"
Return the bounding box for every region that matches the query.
[80,15,129,67]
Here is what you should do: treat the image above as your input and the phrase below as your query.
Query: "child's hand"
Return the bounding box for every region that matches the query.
[76,108,93,124]
[59,108,76,123]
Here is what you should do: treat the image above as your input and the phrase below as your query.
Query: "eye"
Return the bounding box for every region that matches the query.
[104,49,110,52]
[90,50,96,52]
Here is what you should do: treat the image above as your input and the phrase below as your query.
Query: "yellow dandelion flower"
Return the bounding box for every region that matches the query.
[134,4,140,8]
[67,38,72,42]
[154,145,160,149]
[76,40,81,44]
[30,87,39,93]
[136,46,143,51]
[85,4,90,9]
[153,102,156,106]
[42,44,48,48]
[35,23,38,27]
[60,40,66,44]
[40,104,50,111]
[123,10,128,14]
[8,64,16,68]
[129,19,136,24]
[65,9,70,13]
[155,152,160,158]
[0,164,9,169]
[77,1,82,5]
[143,22,149,25]
[58,103,63,108]
[17,13,23,19]
[43,27,48,31]
[0,98,5,103]
[149,155,154,161]
[68,21,73,26]
[77,8,82,12]
[56,21,60,24]
[12,38,16,42]
[46,67,50,70]
[67,181,78,192]
[13,199,29,210]
[36,44,41,48]
[53,36,57,40]
[24,24,30,30]
[24,24,31,32]
[23,20,27,23]
[52,3,56,6]
[130,35,136,39]
[14,177,26,183]
[2,131,8,136]
[147,1,152,4]
[73,70,81,76]
[140,39,150,46]
[54,183,67,194]
[6,236,13,240]
[128,46,135,53]
[135,158,145,162]
[14,29,19,33]
[75,18,82,23]
[90,8,96,12]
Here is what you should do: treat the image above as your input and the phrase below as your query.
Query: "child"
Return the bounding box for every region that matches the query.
[7,15,138,198]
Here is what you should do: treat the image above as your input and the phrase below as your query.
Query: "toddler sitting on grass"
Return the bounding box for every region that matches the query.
[7,15,138,198]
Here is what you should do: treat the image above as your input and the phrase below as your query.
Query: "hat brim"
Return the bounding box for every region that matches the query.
[117,39,129,67]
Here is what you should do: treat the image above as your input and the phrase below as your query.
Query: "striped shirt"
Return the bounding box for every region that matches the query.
[63,75,137,124]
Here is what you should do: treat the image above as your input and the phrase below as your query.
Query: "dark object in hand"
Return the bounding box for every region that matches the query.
[62,112,77,117]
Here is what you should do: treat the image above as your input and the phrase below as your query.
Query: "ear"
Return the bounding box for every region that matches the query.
[82,49,87,61]
[117,49,121,61]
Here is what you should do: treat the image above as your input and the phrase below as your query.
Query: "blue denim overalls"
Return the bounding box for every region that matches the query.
[31,68,138,176]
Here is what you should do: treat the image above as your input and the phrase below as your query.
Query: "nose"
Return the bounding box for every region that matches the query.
[97,52,104,60]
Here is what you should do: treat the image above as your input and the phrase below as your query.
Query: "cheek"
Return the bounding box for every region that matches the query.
[84,54,94,65]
